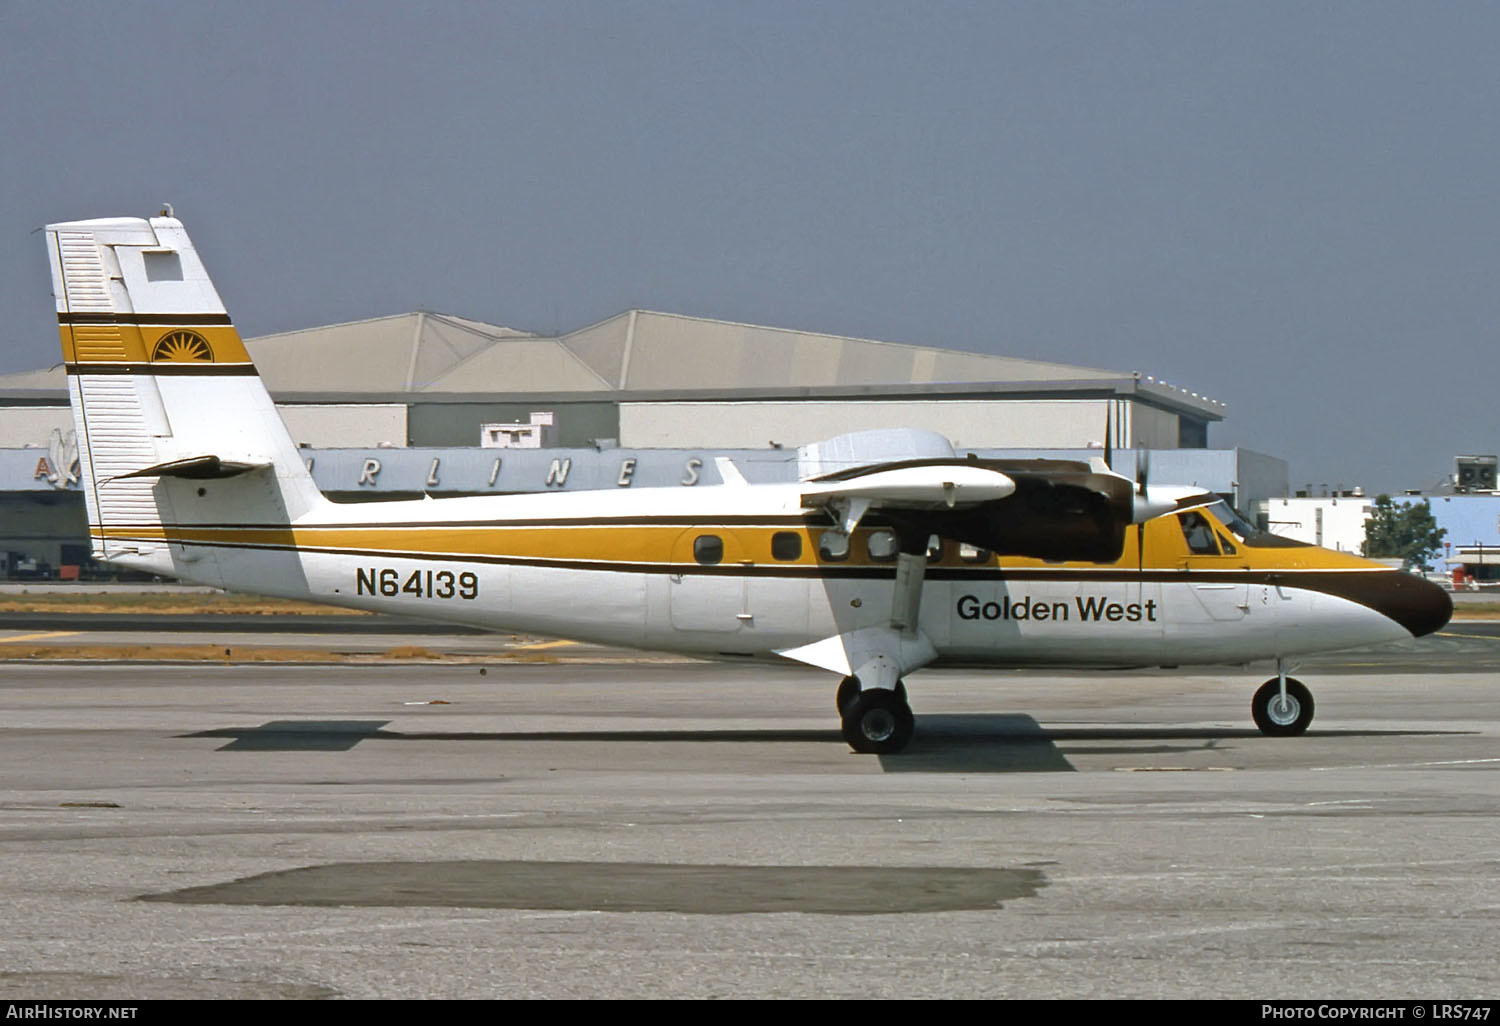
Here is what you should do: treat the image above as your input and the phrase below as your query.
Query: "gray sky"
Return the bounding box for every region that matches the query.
[2,1,1495,493]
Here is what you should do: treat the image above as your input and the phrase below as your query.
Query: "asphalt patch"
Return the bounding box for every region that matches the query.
[140,860,1047,915]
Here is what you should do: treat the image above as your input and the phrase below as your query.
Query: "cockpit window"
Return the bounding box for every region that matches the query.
[1178,511,1221,555]
[1204,500,1259,542]
[1216,532,1238,556]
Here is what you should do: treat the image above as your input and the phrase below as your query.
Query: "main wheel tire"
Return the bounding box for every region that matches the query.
[836,675,861,715]
[1251,678,1315,736]
[841,689,915,755]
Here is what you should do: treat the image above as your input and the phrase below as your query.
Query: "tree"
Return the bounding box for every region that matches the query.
[1362,495,1446,570]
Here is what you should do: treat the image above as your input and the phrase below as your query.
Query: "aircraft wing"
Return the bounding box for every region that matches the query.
[801,456,1144,562]
[800,463,1017,533]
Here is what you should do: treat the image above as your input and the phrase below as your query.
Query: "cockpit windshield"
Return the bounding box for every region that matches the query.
[1204,500,1259,542]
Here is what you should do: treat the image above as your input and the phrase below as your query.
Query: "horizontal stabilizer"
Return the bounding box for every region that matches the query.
[111,454,271,481]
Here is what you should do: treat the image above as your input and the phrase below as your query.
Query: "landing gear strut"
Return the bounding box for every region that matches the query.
[835,675,904,714]
[840,684,915,754]
[823,528,931,756]
[1251,676,1315,736]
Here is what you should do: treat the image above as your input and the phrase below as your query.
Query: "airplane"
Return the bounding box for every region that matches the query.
[40,213,1453,754]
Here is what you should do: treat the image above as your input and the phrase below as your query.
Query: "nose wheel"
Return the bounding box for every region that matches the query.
[840,685,915,754]
[1252,677,1315,736]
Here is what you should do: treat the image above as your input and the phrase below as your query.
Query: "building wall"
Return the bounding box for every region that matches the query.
[1264,493,1500,571]
[1427,494,1500,574]
[277,405,408,449]
[618,398,1175,450]
[407,401,619,448]
[1266,496,1374,552]
[1131,404,1182,450]
[0,406,74,447]
[0,403,409,451]
[5,391,1210,455]
[0,493,88,573]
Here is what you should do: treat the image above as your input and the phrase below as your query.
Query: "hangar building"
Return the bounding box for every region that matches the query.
[0,309,1284,578]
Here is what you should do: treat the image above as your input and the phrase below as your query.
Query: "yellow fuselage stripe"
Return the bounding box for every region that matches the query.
[91,518,1382,574]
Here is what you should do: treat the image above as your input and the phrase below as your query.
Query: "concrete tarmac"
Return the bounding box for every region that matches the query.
[0,647,1498,998]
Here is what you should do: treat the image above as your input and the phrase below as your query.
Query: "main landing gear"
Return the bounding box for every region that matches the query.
[838,677,914,755]
[1251,661,1315,736]
[818,515,935,757]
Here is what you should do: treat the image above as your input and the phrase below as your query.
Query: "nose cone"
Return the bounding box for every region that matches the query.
[1365,571,1453,637]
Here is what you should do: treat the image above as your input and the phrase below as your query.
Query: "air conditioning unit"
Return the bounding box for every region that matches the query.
[1455,455,1498,492]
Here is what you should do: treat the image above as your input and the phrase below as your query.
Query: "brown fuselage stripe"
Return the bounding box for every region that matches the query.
[58,313,235,325]
[66,364,259,376]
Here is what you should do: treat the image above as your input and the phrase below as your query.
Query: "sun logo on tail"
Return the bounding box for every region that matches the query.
[152,330,214,362]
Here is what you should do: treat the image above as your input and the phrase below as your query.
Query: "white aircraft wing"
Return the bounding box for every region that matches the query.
[800,464,1016,533]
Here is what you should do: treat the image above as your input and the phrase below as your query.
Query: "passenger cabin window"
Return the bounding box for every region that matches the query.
[693,535,723,565]
[771,531,802,561]
[1178,511,1220,555]
[926,535,944,563]
[867,530,899,562]
[817,531,850,562]
[959,543,992,564]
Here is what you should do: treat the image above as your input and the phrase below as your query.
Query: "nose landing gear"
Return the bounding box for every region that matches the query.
[1251,676,1315,736]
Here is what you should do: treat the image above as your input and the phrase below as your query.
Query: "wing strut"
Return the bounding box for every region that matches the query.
[889,537,928,636]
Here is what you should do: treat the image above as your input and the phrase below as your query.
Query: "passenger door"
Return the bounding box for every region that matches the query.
[668,529,748,632]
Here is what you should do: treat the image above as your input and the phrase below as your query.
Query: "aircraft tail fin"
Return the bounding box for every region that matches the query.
[46,214,323,577]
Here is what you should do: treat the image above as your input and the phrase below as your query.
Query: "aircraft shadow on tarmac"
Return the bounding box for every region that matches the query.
[180,715,1470,774]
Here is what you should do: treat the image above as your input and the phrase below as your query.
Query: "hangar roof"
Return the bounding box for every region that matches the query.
[0,309,1225,418]
[249,309,1135,395]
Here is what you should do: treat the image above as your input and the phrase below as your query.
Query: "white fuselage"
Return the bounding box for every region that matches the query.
[113,479,1414,669]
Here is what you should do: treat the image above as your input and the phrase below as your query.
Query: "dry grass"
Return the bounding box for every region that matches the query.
[1449,601,1500,619]
[380,645,445,660]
